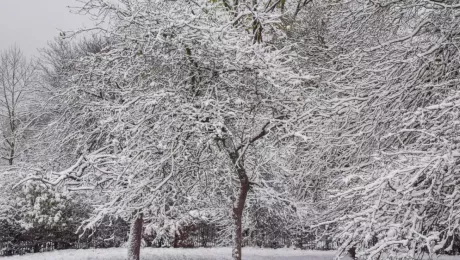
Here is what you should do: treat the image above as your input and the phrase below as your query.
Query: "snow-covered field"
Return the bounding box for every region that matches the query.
[2,248,459,260]
[2,247,348,260]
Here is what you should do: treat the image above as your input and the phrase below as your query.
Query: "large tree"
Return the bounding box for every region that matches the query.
[296,1,460,259]
[18,1,314,260]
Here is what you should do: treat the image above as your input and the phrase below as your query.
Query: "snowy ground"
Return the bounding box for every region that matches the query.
[2,247,348,260]
[2,248,458,260]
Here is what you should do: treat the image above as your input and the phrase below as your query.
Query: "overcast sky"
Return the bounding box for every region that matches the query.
[0,0,91,58]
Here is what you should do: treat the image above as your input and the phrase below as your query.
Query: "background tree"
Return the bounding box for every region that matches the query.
[0,46,36,165]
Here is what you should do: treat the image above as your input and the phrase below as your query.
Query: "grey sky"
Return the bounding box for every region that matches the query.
[0,0,91,57]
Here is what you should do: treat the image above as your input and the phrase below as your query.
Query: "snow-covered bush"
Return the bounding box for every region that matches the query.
[17,183,72,230]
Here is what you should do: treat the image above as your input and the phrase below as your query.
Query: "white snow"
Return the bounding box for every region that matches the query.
[3,247,457,260]
[2,248,350,260]
[3,248,458,260]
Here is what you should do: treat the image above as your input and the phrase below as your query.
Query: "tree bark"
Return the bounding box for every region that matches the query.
[232,175,250,260]
[348,246,357,260]
[8,141,14,165]
[127,213,143,260]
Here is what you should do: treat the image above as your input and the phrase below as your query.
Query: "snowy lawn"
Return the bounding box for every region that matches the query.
[2,247,349,260]
[2,248,459,260]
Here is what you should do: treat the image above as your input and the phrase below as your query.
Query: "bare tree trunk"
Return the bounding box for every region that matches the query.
[348,246,357,260]
[8,141,14,165]
[232,176,250,260]
[128,213,143,260]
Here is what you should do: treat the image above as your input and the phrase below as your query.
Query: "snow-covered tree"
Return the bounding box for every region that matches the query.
[0,46,37,165]
[17,1,315,260]
[17,1,460,259]
[295,1,460,259]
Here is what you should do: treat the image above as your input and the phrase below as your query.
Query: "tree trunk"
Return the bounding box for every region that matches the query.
[348,246,357,260]
[232,177,250,260]
[127,213,143,260]
[8,143,14,165]
[220,131,263,260]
